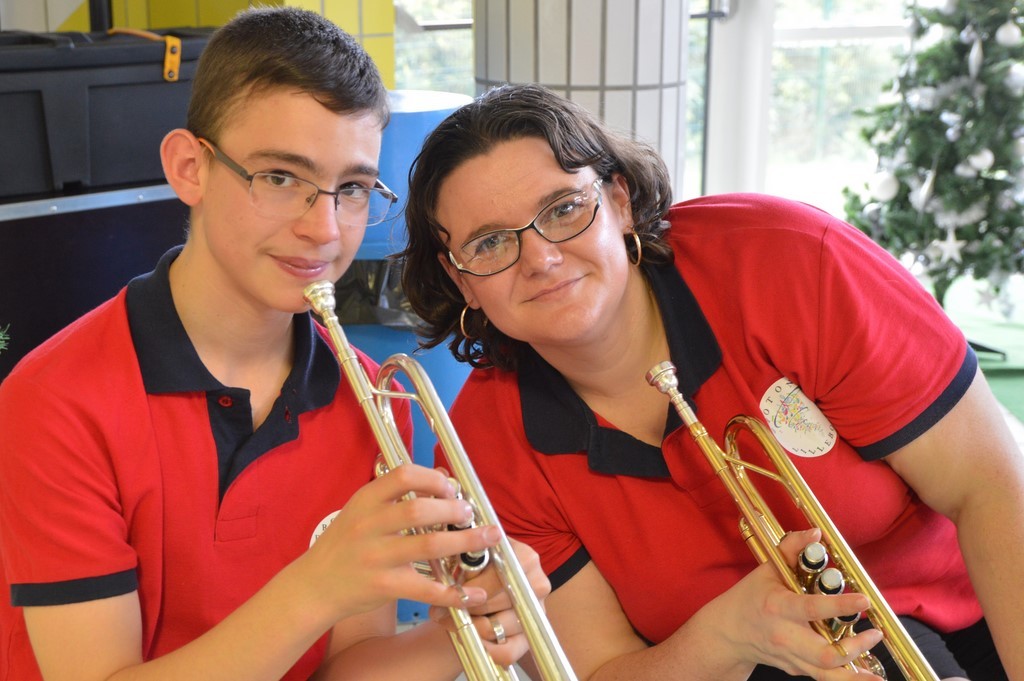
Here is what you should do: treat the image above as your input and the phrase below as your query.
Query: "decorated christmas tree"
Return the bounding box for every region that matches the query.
[843,0,1024,313]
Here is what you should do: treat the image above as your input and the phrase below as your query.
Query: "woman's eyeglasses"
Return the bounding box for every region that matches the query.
[448,179,604,276]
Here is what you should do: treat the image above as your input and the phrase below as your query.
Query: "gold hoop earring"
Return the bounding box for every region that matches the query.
[628,230,643,267]
[460,304,476,340]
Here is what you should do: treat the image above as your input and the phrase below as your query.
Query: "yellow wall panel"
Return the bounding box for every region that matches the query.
[360,0,393,35]
[147,2,198,28]
[99,0,395,87]
[198,1,252,27]
[362,35,394,90]
[282,0,321,13]
[56,1,90,31]
[323,0,359,34]
[111,0,150,28]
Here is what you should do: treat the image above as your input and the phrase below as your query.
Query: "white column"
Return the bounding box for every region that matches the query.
[704,0,776,195]
[474,0,690,200]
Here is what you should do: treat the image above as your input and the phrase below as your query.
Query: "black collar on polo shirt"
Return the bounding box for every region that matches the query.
[125,245,339,414]
[519,260,722,478]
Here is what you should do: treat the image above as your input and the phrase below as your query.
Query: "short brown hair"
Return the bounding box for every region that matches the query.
[187,6,389,143]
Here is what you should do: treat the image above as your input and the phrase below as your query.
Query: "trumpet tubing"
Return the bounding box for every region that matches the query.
[304,280,577,681]
[646,361,939,681]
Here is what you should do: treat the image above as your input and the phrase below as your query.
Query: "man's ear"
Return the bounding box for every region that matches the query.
[160,128,206,207]
[437,251,478,309]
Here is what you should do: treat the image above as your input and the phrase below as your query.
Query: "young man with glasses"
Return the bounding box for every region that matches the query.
[0,8,546,681]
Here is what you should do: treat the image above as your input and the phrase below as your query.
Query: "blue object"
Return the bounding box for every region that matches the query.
[344,327,472,626]
[350,90,474,624]
[343,325,471,468]
[358,89,472,259]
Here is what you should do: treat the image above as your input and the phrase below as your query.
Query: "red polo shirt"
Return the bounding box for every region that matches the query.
[447,194,980,647]
[0,247,410,680]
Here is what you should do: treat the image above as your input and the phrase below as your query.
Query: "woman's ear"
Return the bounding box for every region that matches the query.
[160,128,206,207]
[608,173,635,230]
[437,251,478,308]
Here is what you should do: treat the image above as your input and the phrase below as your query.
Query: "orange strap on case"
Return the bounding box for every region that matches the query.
[107,27,182,82]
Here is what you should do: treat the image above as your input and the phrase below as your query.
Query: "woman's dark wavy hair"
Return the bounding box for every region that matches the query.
[187,6,389,142]
[399,83,673,371]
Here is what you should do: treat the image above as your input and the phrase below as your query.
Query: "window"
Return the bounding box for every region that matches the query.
[394,0,474,96]
[705,1,909,215]
[768,1,908,214]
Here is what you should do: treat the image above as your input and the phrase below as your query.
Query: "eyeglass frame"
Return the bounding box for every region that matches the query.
[196,138,398,226]
[447,178,605,277]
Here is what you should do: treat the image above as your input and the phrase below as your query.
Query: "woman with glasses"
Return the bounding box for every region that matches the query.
[0,10,548,681]
[399,83,1022,680]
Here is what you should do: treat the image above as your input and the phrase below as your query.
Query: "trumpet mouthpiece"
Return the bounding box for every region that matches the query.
[646,361,679,393]
[303,281,336,317]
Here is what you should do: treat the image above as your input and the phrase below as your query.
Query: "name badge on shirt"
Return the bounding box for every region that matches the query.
[760,377,837,458]
[310,510,341,547]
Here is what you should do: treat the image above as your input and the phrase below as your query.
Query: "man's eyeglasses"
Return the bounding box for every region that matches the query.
[197,139,398,227]
[448,179,604,276]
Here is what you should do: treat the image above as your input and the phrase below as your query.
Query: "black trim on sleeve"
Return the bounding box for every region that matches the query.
[548,546,592,591]
[858,348,978,461]
[10,568,138,607]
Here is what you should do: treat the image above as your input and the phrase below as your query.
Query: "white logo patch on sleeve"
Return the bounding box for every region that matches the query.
[310,510,341,547]
[759,377,837,458]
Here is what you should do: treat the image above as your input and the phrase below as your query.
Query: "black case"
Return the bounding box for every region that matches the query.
[0,28,213,200]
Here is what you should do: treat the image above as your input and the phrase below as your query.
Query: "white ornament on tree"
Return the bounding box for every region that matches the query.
[934,202,988,229]
[955,161,979,177]
[906,86,938,110]
[960,25,980,44]
[996,21,1023,47]
[968,148,995,171]
[933,228,966,263]
[912,166,937,211]
[977,286,999,309]
[869,171,900,202]
[968,37,984,80]
[1005,62,1024,95]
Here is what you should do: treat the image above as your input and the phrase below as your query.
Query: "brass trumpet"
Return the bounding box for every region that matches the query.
[304,280,577,681]
[646,361,938,681]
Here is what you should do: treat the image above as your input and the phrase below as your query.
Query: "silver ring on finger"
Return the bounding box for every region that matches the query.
[487,615,507,644]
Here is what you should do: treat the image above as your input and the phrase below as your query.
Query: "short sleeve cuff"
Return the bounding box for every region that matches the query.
[11,568,138,607]
[548,546,591,591]
[857,348,977,461]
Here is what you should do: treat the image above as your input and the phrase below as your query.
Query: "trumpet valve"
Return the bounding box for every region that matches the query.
[374,453,391,478]
[455,547,490,575]
[446,494,491,577]
[814,566,846,596]
[797,541,828,591]
[829,611,862,638]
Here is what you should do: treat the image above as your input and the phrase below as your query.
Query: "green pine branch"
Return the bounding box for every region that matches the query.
[844,0,1024,306]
